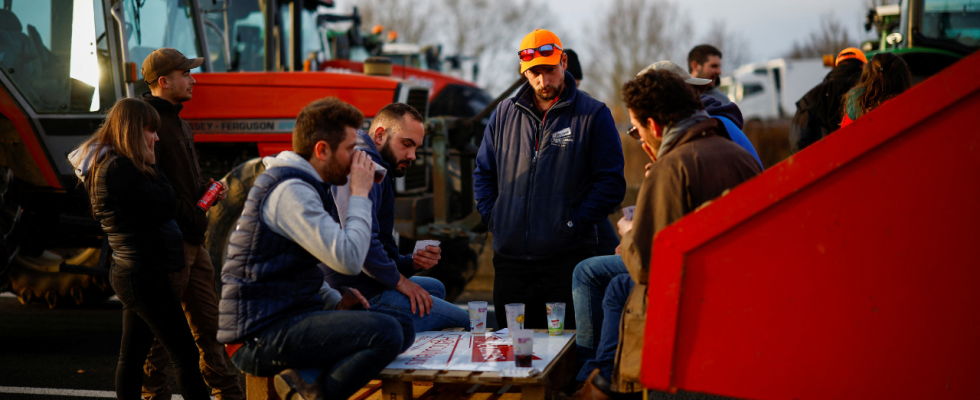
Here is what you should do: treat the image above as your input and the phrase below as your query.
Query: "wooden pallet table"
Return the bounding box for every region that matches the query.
[377,329,577,400]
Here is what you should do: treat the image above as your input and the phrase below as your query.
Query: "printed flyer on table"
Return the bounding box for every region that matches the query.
[385,331,575,371]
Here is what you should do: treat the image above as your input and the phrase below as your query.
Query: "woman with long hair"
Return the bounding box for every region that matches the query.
[69,98,209,400]
[840,52,913,128]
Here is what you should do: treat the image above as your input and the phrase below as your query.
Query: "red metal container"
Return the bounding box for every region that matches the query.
[196,182,223,213]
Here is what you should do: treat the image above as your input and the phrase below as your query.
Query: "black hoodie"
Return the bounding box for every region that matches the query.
[141,92,209,244]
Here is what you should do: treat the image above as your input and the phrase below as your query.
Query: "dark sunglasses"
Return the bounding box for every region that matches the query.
[626,126,641,142]
[518,44,562,62]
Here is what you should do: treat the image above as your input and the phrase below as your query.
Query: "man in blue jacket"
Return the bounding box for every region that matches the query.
[475,29,626,330]
[324,103,469,331]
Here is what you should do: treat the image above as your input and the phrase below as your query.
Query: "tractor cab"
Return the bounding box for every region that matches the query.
[863,0,979,81]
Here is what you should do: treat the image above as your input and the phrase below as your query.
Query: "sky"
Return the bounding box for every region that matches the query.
[548,0,877,70]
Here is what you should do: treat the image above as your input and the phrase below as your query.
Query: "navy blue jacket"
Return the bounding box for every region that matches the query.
[474,71,626,260]
[218,166,333,343]
[324,132,415,299]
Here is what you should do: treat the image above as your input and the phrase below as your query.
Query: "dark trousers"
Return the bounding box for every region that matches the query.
[110,268,210,400]
[231,310,407,400]
[492,249,595,330]
[595,219,620,256]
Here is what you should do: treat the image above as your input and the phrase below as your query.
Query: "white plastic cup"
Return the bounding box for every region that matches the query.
[505,303,525,338]
[546,302,566,336]
[513,329,534,367]
[468,301,488,333]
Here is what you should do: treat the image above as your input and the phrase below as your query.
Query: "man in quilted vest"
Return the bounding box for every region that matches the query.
[218,98,412,400]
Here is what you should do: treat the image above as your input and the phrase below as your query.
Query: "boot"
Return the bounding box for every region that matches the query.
[558,368,613,400]
[273,369,323,400]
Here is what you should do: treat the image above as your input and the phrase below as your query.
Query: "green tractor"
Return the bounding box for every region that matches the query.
[862,0,979,82]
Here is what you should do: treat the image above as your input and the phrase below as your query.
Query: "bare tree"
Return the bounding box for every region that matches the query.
[436,0,549,93]
[358,0,432,44]
[786,14,855,59]
[698,20,752,75]
[584,0,693,115]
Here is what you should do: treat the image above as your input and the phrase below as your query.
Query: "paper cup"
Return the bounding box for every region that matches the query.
[504,303,525,338]
[513,329,534,367]
[546,302,565,336]
[468,301,488,333]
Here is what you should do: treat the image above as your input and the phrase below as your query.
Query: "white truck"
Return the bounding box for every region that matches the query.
[725,58,831,120]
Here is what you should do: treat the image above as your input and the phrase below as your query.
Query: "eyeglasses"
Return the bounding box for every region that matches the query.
[518,44,562,62]
[626,126,642,142]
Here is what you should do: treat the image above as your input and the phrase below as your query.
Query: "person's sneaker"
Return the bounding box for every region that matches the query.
[273,369,323,400]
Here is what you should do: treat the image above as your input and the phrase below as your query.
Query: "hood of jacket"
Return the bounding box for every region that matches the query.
[140,92,183,115]
[702,94,744,130]
[68,144,110,183]
[659,117,721,157]
[262,151,323,182]
[356,130,390,181]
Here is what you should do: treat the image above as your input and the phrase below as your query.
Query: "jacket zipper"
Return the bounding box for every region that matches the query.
[517,97,568,258]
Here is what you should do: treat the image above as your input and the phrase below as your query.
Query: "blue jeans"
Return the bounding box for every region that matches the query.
[369,276,470,332]
[572,255,629,381]
[582,274,634,381]
[231,310,406,400]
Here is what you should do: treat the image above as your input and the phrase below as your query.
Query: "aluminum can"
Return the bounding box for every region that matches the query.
[196,182,223,213]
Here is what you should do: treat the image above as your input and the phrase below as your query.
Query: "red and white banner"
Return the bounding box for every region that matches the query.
[386,331,574,371]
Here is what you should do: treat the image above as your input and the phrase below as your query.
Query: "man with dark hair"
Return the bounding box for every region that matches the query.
[565,70,760,400]
[790,48,867,153]
[475,29,626,331]
[324,102,469,331]
[218,97,412,400]
[688,44,730,105]
[139,48,241,400]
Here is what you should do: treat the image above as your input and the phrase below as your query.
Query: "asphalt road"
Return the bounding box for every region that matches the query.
[0,293,500,400]
[0,295,123,399]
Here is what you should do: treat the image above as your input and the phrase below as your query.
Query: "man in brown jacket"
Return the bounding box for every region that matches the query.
[139,48,242,400]
[567,70,761,400]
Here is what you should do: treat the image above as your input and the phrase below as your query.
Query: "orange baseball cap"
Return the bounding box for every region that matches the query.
[519,29,563,74]
[836,47,867,65]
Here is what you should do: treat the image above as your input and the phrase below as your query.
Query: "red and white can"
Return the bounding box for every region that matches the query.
[196,181,224,213]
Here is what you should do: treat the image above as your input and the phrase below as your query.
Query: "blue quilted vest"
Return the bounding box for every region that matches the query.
[217,166,339,343]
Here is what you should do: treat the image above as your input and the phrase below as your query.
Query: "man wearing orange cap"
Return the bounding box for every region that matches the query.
[474,29,626,331]
[790,47,867,153]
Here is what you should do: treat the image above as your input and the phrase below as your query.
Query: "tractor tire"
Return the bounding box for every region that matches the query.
[205,157,266,294]
[6,248,113,308]
[415,237,478,302]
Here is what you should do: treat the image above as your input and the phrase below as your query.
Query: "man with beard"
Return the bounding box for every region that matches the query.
[323,103,469,331]
[475,29,626,330]
[688,44,731,105]
[219,97,412,400]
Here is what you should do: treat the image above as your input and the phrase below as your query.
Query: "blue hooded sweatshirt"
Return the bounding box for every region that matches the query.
[323,131,415,299]
[701,95,763,169]
[475,71,626,261]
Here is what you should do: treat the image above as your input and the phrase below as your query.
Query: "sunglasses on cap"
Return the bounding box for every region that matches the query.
[626,126,642,142]
[518,44,562,62]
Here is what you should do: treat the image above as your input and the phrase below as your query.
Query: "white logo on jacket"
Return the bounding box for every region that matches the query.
[550,127,572,147]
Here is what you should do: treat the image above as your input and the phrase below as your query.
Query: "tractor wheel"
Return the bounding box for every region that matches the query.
[205,157,266,294]
[6,248,113,308]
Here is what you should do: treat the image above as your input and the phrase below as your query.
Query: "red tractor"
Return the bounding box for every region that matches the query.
[0,0,457,307]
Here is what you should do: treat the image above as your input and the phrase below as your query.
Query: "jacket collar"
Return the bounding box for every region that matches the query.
[140,92,183,115]
[659,118,720,157]
[513,70,578,122]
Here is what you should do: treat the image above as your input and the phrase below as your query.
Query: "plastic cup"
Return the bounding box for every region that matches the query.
[468,301,488,333]
[504,303,525,338]
[513,329,534,367]
[546,302,566,336]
